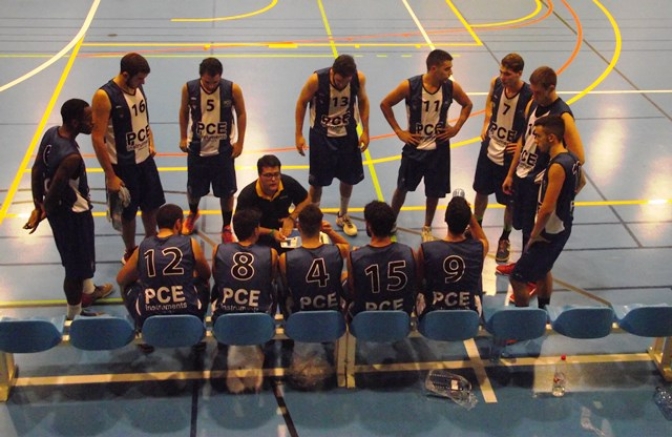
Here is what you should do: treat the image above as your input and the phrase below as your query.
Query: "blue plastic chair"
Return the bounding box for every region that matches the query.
[70,315,136,351]
[613,303,672,337]
[350,311,410,342]
[547,305,614,339]
[212,313,276,346]
[284,310,346,343]
[141,314,205,348]
[484,306,547,341]
[418,310,480,342]
[0,316,64,353]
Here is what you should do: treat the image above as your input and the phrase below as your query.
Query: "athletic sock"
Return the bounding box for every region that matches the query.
[538,297,550,309]
[67,303,82,320]
[222,210,233,227]
[82,278,94,294]
[500,229,511,240]
[339,196,350,217]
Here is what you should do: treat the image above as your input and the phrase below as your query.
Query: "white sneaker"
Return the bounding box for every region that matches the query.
[336,213,358,237]
[421,226,435,243]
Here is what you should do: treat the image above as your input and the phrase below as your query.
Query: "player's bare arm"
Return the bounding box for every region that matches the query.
[561,112,585,164]
[294,73,319,156]
[481,77,496,141]
[380,80,422,146]
[178,83,190,152]
[356,71,371,151]
[232,83,247,158]
[91,89,124,192]
[437,81,472,140]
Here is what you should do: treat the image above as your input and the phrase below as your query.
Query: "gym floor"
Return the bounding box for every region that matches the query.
[1,0,671,435]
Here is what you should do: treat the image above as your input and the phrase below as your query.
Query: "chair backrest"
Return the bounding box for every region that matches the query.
[418,310,480,342]
[212,313,276,346]
[141,314,205,348]
[613,304,672,337]
[350,311,410,342]
[70,315,135,351]
[285,311,346,343]
[0,316,64,353]
[547,305,614,339]
[484,307,547,341]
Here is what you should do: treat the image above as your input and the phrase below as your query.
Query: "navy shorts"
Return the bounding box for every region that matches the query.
[511,230,571,283]
[47,208,95,280]
[187,152,236,199]
[511,175,539,235]
[472,139,512,206]
[397,146,450,198]
[113,157,166,220]
[308,129,364,187]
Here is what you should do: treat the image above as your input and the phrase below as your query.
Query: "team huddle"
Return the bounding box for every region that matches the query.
[24,49,584,335]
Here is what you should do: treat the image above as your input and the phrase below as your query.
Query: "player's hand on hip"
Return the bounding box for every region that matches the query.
[397,130,422,146]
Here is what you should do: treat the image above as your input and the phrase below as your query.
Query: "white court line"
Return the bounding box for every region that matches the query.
[402,0,436,51]
[0,0,101,93]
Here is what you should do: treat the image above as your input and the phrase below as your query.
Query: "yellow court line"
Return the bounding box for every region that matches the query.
[471,0,542,28]
[0,0,100,93]
[566,0,622,105]
[317,0,339,59]
[171,0,277,22]
[0,39,85,227]
[81,42,476,49]
[445,0,484,46]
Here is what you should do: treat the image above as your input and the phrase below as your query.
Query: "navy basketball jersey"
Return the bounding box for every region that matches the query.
[36,126,90,212]
[100,80,151,166]
[186,78,235,156]
[404,75,453,155]
[349,243,416,315]
[487,79,532,165]
[135,234,204,320]
[285,245,344,313]
[212,243,275,315]
[540,152,581,237]
[420,239,484,313]
[516,98,572,180]
[309,67,360,138]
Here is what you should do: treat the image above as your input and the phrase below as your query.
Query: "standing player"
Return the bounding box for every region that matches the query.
[472,53,532,263]
[295,54,370,237]
[347,201,417,318]
[25,99,113,319]
[179,57,247,243]
[117,204,211,328]
[510,116,584,307]
[499,66,585,276]
[91,52,166,263]
[416,196,488,318]
[279,204,349,316]
[380,49,473,242]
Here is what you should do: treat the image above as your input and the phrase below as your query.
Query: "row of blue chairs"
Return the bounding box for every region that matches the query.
[1,303,672,399]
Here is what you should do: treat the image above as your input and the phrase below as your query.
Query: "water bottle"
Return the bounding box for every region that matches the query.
[425,369,477,409]
[653,385,672,421]
[552,355,568,397]
[452,188,465,198]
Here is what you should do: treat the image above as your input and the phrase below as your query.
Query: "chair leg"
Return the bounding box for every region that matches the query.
[335,336,348,388]
[649,336,672,381]
[0,351,16,402]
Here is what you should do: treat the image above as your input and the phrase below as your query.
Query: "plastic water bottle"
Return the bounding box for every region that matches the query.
[552,355,568,397]
[452,188,465,198]
[653,385,672,421]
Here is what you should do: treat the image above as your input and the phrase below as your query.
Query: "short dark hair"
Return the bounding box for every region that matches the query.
[364,201,396,237]
[156,204,184,229]
[332,54,357,77]
[256,154,281,175]
[501,53,524,73]
[120,52,150,77]
[445,197,471,235]
[529,66,557,90]
[534,114,565,141]
[199,57,223,77]
[426,49,453,70]
[60,99,89,125]
[298,204,323,238]
[233,209,261,241]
